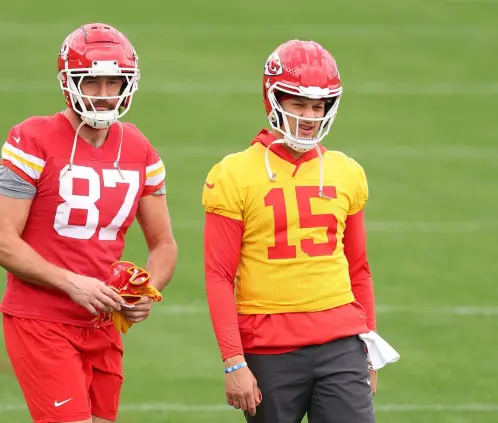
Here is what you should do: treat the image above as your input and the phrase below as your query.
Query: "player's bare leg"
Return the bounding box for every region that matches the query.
[93,417,115,423]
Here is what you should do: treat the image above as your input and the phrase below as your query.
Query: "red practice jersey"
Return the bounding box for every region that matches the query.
[0,113,166,326]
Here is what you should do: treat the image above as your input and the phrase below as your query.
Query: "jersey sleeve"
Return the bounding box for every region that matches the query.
[202,161,244,221]
[0,165,37,199]
[347,158,369,215]
[142,143,166,197]
[343,210,376,331]
[204,212,245,360]
[1,123,46,187]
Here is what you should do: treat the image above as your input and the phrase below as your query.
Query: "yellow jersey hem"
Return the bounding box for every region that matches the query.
[236,293,355,315]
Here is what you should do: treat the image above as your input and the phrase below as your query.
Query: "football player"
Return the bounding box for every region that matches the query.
[0,23,177,423]
[202,40,396,422]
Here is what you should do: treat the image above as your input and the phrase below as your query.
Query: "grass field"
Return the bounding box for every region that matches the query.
[0,0,497,422]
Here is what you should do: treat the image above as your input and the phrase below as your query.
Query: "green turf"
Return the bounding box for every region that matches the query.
[0,0,497,422]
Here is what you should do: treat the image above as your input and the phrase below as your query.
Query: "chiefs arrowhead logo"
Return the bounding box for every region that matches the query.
[264,52,283,76]
[59,35,71,61]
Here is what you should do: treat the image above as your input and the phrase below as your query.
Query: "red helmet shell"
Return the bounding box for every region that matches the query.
[262,40,341,116]
[58,23,138,109]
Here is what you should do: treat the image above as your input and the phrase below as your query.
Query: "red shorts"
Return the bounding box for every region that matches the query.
[2,314,123,423]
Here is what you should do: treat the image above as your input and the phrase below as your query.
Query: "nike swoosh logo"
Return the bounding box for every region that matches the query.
[12,136,20,144]
[54,398,73,407]
[205,182,215,189]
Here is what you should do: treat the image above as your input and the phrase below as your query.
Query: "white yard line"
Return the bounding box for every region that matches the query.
[141,82,498,96]
[375,404,498,412]
[172,220,498,233]
[365,221,497,233]
[157,145,498,160]
[443,0,498,3]
[0,22,497,36]
[376,306,498,316]
[155,305,498,316]
[0,403,497,413]
[2,81,498,95]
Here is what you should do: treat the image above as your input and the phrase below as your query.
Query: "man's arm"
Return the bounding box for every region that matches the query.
[205,212,261,415]
[135,193,177,291]
[0,165,70,289]
[204,212,245,361]
[343,209,376,331]
[0,194,69,289]
[344,209,378,395]
[0,166,125,315]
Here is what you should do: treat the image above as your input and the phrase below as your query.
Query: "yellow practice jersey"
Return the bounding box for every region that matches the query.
[202,131,368,315]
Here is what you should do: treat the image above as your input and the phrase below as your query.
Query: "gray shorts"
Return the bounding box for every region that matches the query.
[244,335,375,423]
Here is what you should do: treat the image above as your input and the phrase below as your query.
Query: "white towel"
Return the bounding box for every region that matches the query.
[358,331,400,370]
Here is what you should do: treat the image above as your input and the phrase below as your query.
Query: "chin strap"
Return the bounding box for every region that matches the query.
[60,119,125,181]
[60,120,85,179]
[264,139,286,181]
[264,139,331,200]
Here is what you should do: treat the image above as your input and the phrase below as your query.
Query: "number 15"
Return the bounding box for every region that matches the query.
[264,186,338,260]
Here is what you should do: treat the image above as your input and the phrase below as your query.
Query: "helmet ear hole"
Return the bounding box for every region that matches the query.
[119,79,129,108]
[119,76,137,109]
[324,96,338,115]
[269,90,286,127]
[269,110,282,127]
[269,110,277,123]
[66,76,83,113]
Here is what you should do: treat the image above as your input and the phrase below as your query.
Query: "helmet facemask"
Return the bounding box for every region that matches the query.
[267,83,342,153]
[58,60,140,129]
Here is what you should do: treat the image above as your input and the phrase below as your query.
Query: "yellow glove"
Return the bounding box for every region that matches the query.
[95,261,162,333]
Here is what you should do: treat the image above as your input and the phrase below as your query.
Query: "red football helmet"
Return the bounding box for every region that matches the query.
[262,40,342,152]
[57,23,140,129]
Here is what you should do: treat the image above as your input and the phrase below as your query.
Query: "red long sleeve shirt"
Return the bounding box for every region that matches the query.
[205,209,376,361]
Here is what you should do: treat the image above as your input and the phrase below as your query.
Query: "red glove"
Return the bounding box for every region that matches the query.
[107,261,162,304]
[95,261,162,332]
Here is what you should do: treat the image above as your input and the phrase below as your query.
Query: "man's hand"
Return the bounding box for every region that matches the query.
[120,296,153,323]
[224,355,262,417]
[369,370,378,396]
[95,261,163,333]
[65,273,125,316]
